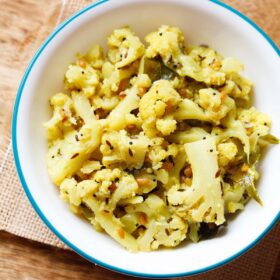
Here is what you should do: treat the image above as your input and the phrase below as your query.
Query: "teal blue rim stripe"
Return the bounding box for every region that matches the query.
[12,0,280,278]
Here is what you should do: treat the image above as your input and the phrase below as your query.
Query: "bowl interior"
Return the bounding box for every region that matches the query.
[14,0,280,277]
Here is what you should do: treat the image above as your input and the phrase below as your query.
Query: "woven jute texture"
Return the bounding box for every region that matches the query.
[0,1,280,279]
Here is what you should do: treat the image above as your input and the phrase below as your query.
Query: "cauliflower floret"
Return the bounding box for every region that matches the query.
[125,112,142,128]
[145,26,226,86]
[188,46,223,71]
[128,195,188,251]
[60,178,81,206]
[65,64,99,97]
[198,88,235,124]
[80,160,102,175]
[238,107,272,152]
[93,168,122,197]
[174,88,235,125]
[156,117,177,136]
[167,138,225,225]
[130,73,152,89]
[148,142,179,170]
[47,121,103,186]
[101,61,138,96]
[107,86,140,130]
[223,182,245,214]
[149,216,188,250]
[145,25,185,61]
[220,72,252,101]
[139,80,181,137]
[108,27,145,68]
[238,107,271,136]
[109,173,139,208]
[77,179,99,198]
[213,119,250,159]
[217,142,238,167]
[84,45,104,69]
[198,88,222,108]
[177,55,226,86]
[100,130,151,169]
[220,57,244,74]
[174,45,227,86]
[77,168,138,209]
[92,95,120,113]
[155,169,169,184]
[50,92,69,107]
[44,93,74,141]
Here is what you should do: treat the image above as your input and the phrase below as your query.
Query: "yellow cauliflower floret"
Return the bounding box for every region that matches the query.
[47,121,103,186]
[188,46,223,70]
[100,130,151,169]
[108,27,145,68]
[198,88,222,109]
[107,86,140,130]
[44,93,74,141]
[92,95,119,112]
[148,142,179,170]
[145,25,185,61]
[217,142,238,167]
[168,138,225,225]
[125,112,142,126]
[177,56,226,86]
[101,61,138,96]
[198,88,235,124]
[238,107,272,152]
[84,45,104,69]
[155,169,169,184]
[145,26,226,86]
[238,107,271,136]
[225,73,252,101]
[65,64,99,97]
[77,179,99,198]
[156,118,177,136]
[93,168,122,197]
[139,80,181,137]
[80,160,102,175]
[60,178,81,206]
[170,44,227,86]
[151,216,188,250]
[184,46,227,86]
[223,182,245,214]
[220,57,244,73]
[109,173,139,208]
[130,73,152,89]
[50,92,69,107]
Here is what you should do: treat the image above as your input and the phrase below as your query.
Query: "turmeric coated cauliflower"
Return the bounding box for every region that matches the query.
[108,27,145,68]
[238,107,271,136]
[45,25,278,252]
[139,80,181,137]
[65,64,100,98]
[217,142,238,167]
[197,88,235,124]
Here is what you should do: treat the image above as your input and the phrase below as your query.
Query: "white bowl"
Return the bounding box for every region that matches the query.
[12,0,280,278]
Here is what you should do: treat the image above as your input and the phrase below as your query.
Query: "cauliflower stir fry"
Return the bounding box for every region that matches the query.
[45,26,278,252]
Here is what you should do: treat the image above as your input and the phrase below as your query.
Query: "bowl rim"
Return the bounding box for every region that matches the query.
[12,0,280,278]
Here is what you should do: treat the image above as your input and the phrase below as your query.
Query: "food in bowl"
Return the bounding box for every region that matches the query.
[44,25,278,252]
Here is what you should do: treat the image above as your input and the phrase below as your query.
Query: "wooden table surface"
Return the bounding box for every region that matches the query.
[0,0,280,279]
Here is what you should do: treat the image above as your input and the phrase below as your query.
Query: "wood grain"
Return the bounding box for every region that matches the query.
[0,0,62,160]
[0,0,280,279]
[0,231,138,280]
[0,229,279,280]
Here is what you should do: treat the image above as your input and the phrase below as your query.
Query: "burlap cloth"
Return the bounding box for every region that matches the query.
[0,0,279,279]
